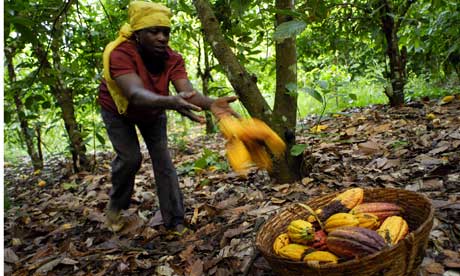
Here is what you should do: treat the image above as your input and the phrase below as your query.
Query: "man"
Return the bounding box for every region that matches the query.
[98,1,239,235]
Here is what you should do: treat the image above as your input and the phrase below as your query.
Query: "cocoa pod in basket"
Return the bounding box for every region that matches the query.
[355,213,380,230]
[324,213,360,233]
[377,216,409,245]
[278,244,313,261]
[308,230,328,250]
[273,233,290,254]
[350,202,402,221]
[287,219,315,244]
[303,250,339,264]
[308,188,364,223]
[326,226,386,259]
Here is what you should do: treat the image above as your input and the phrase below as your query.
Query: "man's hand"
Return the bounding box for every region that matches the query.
[210,96,240,120]
[170,92,205,123]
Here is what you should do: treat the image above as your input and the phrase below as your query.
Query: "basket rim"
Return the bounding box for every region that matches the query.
[255,187,435,269]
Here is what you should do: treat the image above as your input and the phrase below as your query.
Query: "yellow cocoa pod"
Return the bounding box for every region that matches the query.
[308,188,364,223]
[240,118,286,157]
[377,216,409,245]
[287,220,315,244]
[226,139,253,175]
[245,140,272,170]
[355,213,380,230]
[303,251,339,264]
[218,116,245,140]
[273,233,290,254]
[278,244,310,261]
[324,213,359,233]
[334,188,364,209]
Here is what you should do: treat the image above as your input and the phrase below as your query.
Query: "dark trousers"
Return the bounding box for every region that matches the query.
[101,108,184,228]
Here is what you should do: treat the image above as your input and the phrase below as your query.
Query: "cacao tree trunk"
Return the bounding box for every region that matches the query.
[379,0,413,107]
[193,0,272,122]
[271,0,302,182]
[193,0,302,182]
[197,37,215,134]
[32,0,89,172]
[5,47,43,170]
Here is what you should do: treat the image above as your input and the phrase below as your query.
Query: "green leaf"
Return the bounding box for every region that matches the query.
[304,87,323,104]
[194,157,208,170]
[95,132,106,145]
[349,93,357,100]
[290,144,307,156]
[273,20,307,43]
[62,181,78,190]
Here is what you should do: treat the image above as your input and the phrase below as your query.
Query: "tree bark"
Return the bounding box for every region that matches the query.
[271,0,302,182]
[32,0,88,171]
[193,0,272,122]
[379,0,411,107]
[193,0,303,183]
[197,37,215,134]
[5,48,43,170]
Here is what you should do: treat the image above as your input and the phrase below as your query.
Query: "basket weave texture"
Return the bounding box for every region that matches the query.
[255,188,434,276]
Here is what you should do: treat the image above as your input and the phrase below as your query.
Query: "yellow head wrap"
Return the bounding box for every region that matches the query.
[102,1,172,114]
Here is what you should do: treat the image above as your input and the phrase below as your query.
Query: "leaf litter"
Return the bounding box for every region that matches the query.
[4,98,460,275]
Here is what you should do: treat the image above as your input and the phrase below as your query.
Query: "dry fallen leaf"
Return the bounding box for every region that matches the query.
[358,141,382,155]
[425,262,445,274]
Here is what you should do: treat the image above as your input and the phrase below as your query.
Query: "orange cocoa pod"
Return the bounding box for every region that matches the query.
[377,216,409,245]
[225,139,253,175]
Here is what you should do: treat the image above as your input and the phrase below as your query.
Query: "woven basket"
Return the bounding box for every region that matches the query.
[256,188,434,276]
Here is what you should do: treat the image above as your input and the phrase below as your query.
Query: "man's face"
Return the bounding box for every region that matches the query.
[137,26,170,56]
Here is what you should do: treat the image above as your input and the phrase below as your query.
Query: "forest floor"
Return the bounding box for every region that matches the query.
[4,97,460,276]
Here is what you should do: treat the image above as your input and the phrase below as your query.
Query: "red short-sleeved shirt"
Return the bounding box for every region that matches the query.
[98,40,188,121]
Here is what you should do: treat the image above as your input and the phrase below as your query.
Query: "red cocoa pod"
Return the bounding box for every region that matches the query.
[309,230,328,250]
[326,226,386,259]
[350,202,402,221]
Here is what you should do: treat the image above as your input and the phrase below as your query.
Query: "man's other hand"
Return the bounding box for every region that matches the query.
[170,94,205,123]
[210,96,240,120]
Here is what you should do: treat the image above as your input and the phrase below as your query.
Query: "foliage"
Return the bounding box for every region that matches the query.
[177,148,228,175]
[3,0,458,165]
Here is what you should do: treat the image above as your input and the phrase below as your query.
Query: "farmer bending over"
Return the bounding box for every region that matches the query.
[98,1,238,235]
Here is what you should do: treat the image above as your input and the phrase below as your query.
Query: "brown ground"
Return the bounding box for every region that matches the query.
[4,97,460,275]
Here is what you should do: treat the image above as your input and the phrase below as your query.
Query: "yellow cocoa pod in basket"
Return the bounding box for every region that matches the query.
[377,216,409,245]
[287,220,315,244]
[278,244,311,261]
[273,233,290,254]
